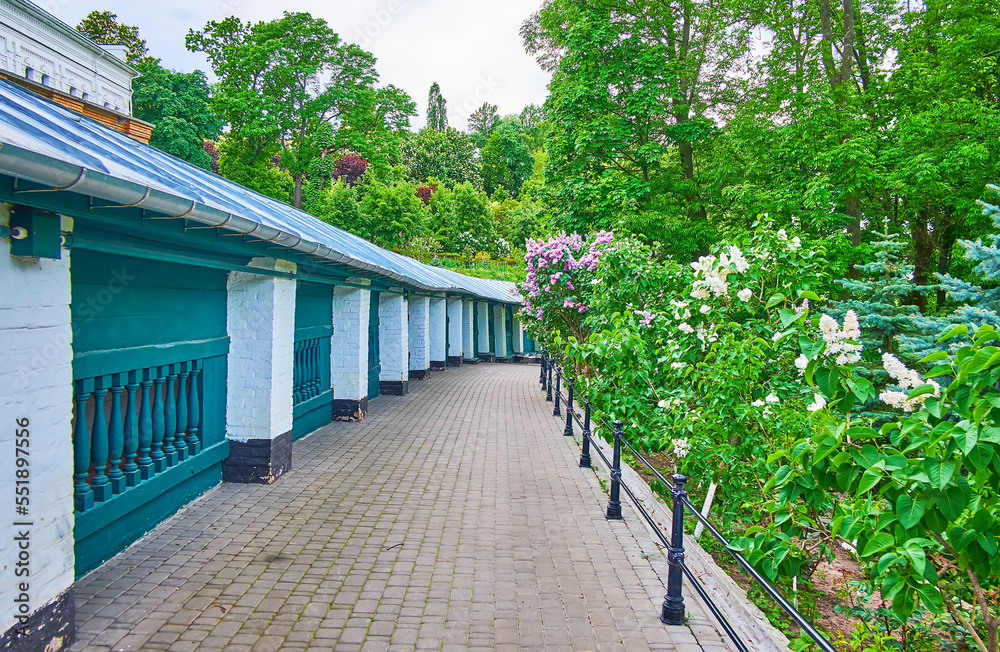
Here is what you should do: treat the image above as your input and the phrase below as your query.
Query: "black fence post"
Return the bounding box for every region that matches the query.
[579,402,592,468]
[662,474,688,625]
[546,364,553,402]
[540,353,547,388]
[553,368,562,417]
[606,420,623,520]
[564,379,574,436]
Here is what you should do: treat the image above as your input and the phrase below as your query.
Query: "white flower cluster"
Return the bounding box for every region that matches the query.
[751,393,780,417]
[657,397,684,410]
[807,394,827,412]
[819,311,863,365]
[879,353,940,412]
[670,299,692,320]
[794,355,809,374]
[737,288,753,302]
[672,438,691,459]
[690,246,750,300]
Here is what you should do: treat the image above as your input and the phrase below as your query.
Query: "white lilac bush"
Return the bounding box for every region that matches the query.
[522,213,1000,650]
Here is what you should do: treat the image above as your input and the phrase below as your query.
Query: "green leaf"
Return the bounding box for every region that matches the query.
[858,468,881,493]
[925,458,956,489]
[903,541,927,575]
[919,351,948,364]
[774,465,792,486]
[765,293,787,309]
[938,484,967,521]
[915,584,944,614]
[897,494,925,529]
[937,324,968,343]
[779,308,804,328]
[861,532,895,557]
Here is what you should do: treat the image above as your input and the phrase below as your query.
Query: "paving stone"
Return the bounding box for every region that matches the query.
[67,364,734,651]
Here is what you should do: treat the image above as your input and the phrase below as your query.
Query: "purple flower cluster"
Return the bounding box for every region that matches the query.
[633,310,655,327]
[519,230,615,322]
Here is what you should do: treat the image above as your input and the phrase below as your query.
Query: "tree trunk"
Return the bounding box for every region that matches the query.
[911,207,934,312]
[293,174,303,210]
[936,210,956,310]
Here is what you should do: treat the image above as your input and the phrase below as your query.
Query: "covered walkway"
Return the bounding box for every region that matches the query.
[68,364,731,651]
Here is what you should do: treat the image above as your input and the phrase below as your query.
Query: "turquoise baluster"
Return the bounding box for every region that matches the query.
[309,340,319,396]
[137,369,153,480]
[175,362,189,462]
[73,379,94,512]
[293,340,301,404]
[163,365,177,466]
[186,361,201,455]
[151,371,166,473]
[90,376,111,502]
[122,370,139,487]
[106,375,125,495]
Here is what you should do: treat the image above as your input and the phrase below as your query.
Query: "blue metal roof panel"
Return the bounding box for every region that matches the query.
[0,78,520,303]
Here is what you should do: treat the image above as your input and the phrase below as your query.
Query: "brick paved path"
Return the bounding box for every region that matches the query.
[69,364,732,651]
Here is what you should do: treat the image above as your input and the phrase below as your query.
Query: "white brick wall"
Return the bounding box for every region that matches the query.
[477,301,491,354]
[225,258,296,441]
[512,314,525,354]
[407,296,430,371]
[0,204,75,634]
[462,301,474,359]
[429,297,446,361]
[331,286,370,400]
[447,299,463,358]
[378,293,408,382]
[494,304,508,358]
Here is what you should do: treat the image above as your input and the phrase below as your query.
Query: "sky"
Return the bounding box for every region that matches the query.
[49,0,552,129]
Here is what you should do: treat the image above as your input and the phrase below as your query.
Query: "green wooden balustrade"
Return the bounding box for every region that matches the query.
[293,337,324,406]
[73,360,205,513]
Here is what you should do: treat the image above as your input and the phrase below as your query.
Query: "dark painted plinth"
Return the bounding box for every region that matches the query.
[409,369,431,380]
[380,380,409,396]
[333,397,368,421]
[447,355,464,367]
[430,360,446,371]
[465,357,481,365]
[0,587,74,652]
[223,430,292,484]
[479,354,496,363]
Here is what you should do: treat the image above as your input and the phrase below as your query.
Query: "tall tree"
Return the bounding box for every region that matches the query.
[481,120,533,198]
[401,128,481,189]
[468,102,499,148]
[131,61,222,169]
[426,82,448,131]
[525,0,746,246]
[187,12,381,208]
[76,11,149,64]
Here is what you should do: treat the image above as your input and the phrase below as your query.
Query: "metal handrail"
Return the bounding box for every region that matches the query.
[545,361,837,652]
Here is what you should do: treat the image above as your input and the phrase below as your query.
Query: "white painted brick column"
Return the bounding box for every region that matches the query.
[447,298,463,365]
[494,304,508,358]
[477,301,491,356]
[224,258,296,484]
[407,296,430,379]
[512,313,525,354]
[429,297,446,369]
[378,293,409,395]
[462,300,475,361]
[0,206,75,646]
[331,285,370,419]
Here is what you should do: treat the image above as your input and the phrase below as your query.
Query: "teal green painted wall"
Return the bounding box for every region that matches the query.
[70,245,230,576]
[294,282,333,438]
[71,248,228,354]
[295,282,333,331]
[368,292,381,400]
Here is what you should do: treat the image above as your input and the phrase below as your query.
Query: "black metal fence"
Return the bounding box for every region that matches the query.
[539,353,837,652]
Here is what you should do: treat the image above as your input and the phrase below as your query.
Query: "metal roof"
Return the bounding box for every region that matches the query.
[0,77,521,303]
